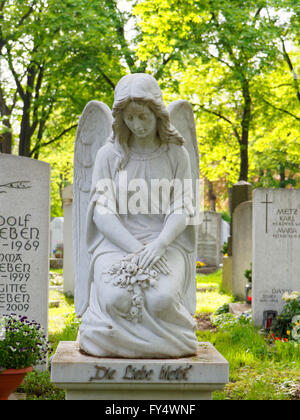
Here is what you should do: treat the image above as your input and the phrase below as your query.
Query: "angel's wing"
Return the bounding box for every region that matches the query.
[167,100,199,313]
[167,100,200,221]
[73,101,112,316]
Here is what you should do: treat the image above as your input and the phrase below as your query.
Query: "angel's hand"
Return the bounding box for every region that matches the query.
[137,240,169,272]
[153,257,171,275]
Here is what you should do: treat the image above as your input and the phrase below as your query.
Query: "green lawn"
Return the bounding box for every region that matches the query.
[196,269,233,313]
[18,269,300,400]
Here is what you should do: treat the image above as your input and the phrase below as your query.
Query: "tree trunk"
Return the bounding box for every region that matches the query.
[239,79,251,182]
[18,101,32,157]
[279,163,286,188]
[0,90,12,154]
[18,66,36,157]
[0,124,12,154]
[207,179,216,211]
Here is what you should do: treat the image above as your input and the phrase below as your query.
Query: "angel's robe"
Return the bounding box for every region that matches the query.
[79,141,199,358]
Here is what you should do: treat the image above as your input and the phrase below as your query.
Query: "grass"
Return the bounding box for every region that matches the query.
[196,269,233,313]
[18,269,300,400]
[197,325,300,400]
[48,289,76,351]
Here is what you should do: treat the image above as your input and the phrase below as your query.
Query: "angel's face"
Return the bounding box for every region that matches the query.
[123,101,157,140]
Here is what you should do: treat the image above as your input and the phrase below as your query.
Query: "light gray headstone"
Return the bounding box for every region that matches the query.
[62,185,74,296]
[232,201,252,299]
[0,154,50,334]
[253,189,300,327]
[50,217,64,257]
[197,211,222,267]
[220,219,230,247]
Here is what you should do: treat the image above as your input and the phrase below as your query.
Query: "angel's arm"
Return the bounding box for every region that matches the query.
[93,208,170,274]
[139,147,194,269]
[93,207,143,254]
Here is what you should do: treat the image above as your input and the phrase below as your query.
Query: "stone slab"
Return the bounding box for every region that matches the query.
[51,341,229,400]
[232,201,252,299]
[0,155,50,334]
[50,217,64,257]
[8,393,26,400]
[197,211,222,267]
[229,303,251,314]
[222,256,232,294]
[252,188,300,327]
[228,181,252,256]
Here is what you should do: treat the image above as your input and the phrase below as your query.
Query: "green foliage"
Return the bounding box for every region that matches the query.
[134,0,300,185]
[222,242,228,255]
[0,315,50,370]
[244,264,252,283]
[196,270,233,312]
[271,293,300,340]
[214,302,230,315]
[49,307,81,354]
[211,312,252,329]
[0,0,131,157]
[17,370,65,400]
[221,211,231,223]
[39,133,74,217]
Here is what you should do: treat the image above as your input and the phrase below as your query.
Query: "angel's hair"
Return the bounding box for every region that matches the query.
[110,73,184,169]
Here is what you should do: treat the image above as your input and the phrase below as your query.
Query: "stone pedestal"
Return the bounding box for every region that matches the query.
[222,256,232,294]
[51,341,229,400]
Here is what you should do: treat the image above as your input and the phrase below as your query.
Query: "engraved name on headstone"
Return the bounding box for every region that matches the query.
[0,155,50,335]
[253,188,300,327]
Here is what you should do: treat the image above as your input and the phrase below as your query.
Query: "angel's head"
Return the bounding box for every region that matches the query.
[111,73,184,169]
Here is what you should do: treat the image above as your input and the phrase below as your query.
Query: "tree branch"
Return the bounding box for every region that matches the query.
[97,67,115,90]
[281,38,300,103]
[261,97,300,121]
[5,45,26,100]
[194,103,241,143]
[153,52,176,80]
[17,1,38,28]
[30,124,78,156]
[30,65,44,137]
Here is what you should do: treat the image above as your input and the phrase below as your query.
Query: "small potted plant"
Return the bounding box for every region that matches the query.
[0,315,50,400]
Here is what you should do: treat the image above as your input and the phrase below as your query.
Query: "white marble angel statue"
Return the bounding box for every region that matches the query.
[73,73,200,358]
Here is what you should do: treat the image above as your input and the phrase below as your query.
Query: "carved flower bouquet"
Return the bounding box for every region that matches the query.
[105,257,159,323]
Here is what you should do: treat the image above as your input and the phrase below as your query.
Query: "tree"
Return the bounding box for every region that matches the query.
[250,55,300,188]
[134,0,300,182]
[0,0,134,157]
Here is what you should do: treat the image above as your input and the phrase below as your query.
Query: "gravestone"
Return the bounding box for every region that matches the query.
[227,181,252,256]
[50,217,64,257]
[232,201,252,299]
[222,256,232,294]
[0,154,50,334]
[197,211,222,267]
[252,188,300,327]
[220,219,230,248]
[223,181,252,293]
[62,184,74,296]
